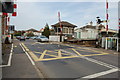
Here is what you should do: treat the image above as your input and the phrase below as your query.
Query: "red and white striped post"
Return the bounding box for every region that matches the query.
[105,0,109,49]
[106,0,109,35]
[12,0,17,17]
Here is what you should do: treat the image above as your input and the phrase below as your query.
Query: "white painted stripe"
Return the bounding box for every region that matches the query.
[7,52,13,66]
[80,56,117,69]
[25,51,35,65]
[56,43,118,69]
[82,68,119,78]
[0,44,14,67]
[0,65,9,68]
[8,44,14,66]
[20,43,35,65]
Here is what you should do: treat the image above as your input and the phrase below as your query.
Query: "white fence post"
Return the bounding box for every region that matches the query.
[117,38,119,52]
[105,37,108,50]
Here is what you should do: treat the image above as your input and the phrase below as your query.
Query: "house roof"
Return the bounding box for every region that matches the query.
[51,21,77,28]
[40,28,44,32]
[27,28,38,32]
[80,25,96,29]
[100,29,118,33]
[79,24,105,30]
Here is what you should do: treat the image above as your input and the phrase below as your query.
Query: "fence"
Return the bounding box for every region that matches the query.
[102,37,119,51]
[49,35,64,42]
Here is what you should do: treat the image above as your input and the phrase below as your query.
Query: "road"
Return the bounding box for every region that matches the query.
[2,39,120,80]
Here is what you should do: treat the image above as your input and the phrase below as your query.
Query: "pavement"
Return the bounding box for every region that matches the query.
[1,39,120,80]
[2,39,43,79]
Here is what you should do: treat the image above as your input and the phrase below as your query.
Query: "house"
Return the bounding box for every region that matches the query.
[75,24,105,40]
[99,29,118,37]
[25,28,41,36]
[51,21,77,36]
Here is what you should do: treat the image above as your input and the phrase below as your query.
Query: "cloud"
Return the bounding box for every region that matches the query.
[10,2,118,30]
[16,0,120,2]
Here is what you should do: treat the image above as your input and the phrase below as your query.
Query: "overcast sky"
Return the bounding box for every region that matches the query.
[10,2,118,30]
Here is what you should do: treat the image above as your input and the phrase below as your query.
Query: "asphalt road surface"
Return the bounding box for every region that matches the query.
[2,39,120,80]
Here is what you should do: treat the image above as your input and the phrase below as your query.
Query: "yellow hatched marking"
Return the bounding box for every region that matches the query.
[36,56,78,61]
[28,51,39,61]
[76,47,110,54]
[72,48,82,56]
[33,51,58,58]
[73,48,100,54]
[21,43,110,62]
[14,46,17,47]
[47,50,58,53]
[47,50,71,56]
[47,50,53,52]
[61,53,71,55]
[39,50,47,59]
[61,44,110,55]
[58,50,62,57]
[36,52,110,61]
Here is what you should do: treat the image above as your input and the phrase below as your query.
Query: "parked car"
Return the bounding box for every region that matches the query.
[31,36,37,39]
[26,36,30,39]
[19,36,26,41]
[36,36,49,42]
[16,36,21,39]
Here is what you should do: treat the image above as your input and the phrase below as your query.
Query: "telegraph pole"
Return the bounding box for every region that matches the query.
[58,12,62,42]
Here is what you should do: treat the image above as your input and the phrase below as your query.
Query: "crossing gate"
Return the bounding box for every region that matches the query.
[102,37,119,51]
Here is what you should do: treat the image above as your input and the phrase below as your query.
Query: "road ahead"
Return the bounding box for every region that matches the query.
[2,39,119,79]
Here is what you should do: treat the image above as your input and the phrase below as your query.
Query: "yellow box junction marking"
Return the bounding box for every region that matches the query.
[39,50,47,59]
[61,44,110,55]
[33,51,58,57]
[58,50,62,57]
[21,43,110,62]
[72,48,82,56]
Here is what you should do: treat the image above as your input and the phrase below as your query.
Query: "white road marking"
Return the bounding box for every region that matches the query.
[0,44,14,68]
[81,68,119,79]
[20,43,35,65]
[7,52,13,66]
[79,56,117,69]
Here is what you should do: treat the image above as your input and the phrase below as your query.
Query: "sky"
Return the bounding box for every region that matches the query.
[10,2,118,30]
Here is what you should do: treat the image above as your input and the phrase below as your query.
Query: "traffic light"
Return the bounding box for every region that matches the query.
[1,0,14,13]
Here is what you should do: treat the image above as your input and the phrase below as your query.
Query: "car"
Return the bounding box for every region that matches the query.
[26,36,30,39]
[31,36,37,39]
[19,36,26,41]
[16,36,21,39]
[36,36,49,42]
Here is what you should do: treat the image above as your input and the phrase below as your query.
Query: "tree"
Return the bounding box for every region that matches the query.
[42,23,50,38]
